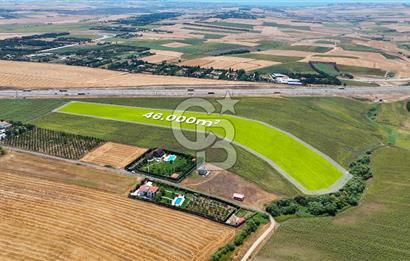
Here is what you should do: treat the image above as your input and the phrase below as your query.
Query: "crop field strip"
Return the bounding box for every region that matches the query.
[0,170,236,261]
[55,101,350,194]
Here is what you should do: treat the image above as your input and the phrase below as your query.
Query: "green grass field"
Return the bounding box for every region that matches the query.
[1,97,386,196]
[263,22,311,31]
[0,99,65,122]
[32,111,296,196]
[116,38,245,58]
[231,53,304,63]
[257,146,410,261]
[55,101,347,192]
[338,65,386,77]
[257,101,410,261]
[310,62,340,76]
[256,62,318,74]
[0,22,92,33]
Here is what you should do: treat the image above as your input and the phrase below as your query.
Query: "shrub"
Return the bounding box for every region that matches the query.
[406,100,410,112]
[266,153,373,218]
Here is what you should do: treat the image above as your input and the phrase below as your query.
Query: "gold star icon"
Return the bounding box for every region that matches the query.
[217,91,239,114]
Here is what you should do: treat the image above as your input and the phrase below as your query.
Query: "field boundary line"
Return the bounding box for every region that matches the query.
[54,101,352,195]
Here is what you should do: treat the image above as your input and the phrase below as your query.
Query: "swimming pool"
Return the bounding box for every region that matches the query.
[175,197,183,205]
[172,195,185,207]
[165,154,177,162]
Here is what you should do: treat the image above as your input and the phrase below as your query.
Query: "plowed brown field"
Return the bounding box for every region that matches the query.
[81,142,147,168]
[0,153,236,261]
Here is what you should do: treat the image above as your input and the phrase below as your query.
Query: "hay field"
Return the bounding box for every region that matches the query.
[81,142,147,168]
[0,60,248,89]
[0,153,236,261]
[180,56,278,71]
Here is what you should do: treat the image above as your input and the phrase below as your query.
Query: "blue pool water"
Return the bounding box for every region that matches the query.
[167,155,177,161]
[175,197,183,205]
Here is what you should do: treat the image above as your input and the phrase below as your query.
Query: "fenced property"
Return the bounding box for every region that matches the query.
[125,148,198,182]
[1,127,104,160]
[129,179,254,226]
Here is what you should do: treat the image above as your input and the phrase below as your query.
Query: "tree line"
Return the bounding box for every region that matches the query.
[266,152,373,219]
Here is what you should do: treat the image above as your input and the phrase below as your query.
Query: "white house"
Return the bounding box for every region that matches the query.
[0,121,12,130]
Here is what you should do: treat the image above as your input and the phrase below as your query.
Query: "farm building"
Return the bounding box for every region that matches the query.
[0,121,12,130]
[226,214,246,226]
[233,193,245,201]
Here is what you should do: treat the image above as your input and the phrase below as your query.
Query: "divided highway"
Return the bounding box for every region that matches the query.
[0,85,410,98]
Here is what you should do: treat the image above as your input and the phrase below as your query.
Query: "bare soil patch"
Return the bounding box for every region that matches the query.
[81,142,147,169]
[182,164,277,209]
[0,162,235,261]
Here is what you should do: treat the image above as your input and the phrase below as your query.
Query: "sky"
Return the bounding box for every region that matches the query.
[173,0,410,6]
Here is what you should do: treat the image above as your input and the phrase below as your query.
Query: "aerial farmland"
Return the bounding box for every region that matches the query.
[0,1,410,261]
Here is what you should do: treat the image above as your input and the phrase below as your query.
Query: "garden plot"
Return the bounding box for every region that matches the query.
[130,180,249,226]
[180,56,278,71]
[81,142,147,168]
[125,148,197,182]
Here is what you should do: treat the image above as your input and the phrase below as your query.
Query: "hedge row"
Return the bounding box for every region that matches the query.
[266,152,373,218]
[210,213,269,261]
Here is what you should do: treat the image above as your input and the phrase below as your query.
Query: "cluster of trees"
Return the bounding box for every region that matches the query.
[288,73,342,85]
[2,121,34,138]
[116,12,181,26]
[266,152,373,218]
[406,100,410,112]
[0,32,91,60]
[367,105,379,120]
[214,49,250,56]
[210,213,269,261]
[57,44,151,68]
[109,59,263,82]
[2,128,104,160]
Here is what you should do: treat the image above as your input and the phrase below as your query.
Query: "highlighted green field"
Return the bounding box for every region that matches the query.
[56,101,349,193]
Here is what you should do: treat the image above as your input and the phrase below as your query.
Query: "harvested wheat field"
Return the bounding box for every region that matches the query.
[140,49,183,63]
[180,56,278,71]
[0,153,236,261]
[0,60,249,89]
[81,142,147,168]
[0,151,140,194]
